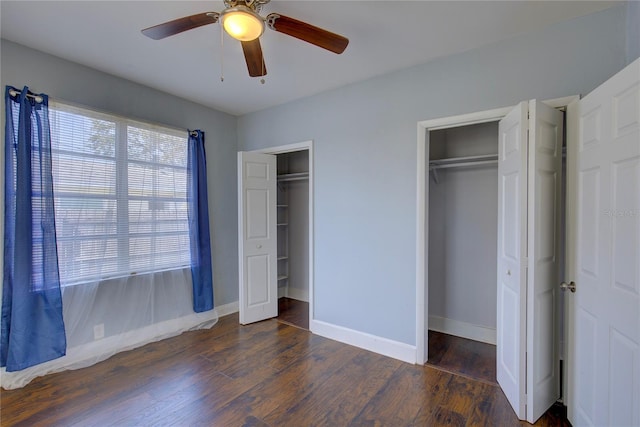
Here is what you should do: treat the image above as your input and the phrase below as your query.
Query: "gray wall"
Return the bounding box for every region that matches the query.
[428,123,498,330]
[238,4,631,345]
[627,1,640,64]
[286,151,309,301]
[1,39,240,307]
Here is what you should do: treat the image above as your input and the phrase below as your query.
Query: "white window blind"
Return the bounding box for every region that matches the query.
[49,102,190,286]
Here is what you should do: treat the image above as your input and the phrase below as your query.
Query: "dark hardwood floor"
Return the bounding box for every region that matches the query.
[427,330,497,385]
[277,297,309,330]
[0,313,569,426]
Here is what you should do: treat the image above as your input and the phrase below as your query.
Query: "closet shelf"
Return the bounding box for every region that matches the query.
[277,275,289,281]
[277,256,288,261]
[277,172,309,182]
[429,154,498,170]
[277,223,288,226]
[277,204,288,208]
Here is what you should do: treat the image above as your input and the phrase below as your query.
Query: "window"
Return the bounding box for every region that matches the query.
[49,102,190,286]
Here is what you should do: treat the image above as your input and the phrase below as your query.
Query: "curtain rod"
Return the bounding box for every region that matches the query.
[8,88,44,103]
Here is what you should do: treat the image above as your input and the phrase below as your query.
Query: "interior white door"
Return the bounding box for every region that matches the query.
[567,58,640,426]
[497,100,563,423]
[526,100,563,422]
[497,101,529,420]
[238,151,278,325]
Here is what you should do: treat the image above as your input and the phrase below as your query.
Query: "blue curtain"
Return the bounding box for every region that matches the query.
[187,130,214,312]
[1,86,66,371]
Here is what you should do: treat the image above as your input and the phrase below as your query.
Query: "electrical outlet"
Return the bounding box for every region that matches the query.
[93,323,105,340]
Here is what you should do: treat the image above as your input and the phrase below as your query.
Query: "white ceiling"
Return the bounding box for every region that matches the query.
[1,1,619,116]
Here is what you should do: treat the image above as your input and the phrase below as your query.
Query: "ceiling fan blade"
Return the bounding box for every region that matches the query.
[142,12,219,40]
[241,39,267,77]
[266,13,349,54]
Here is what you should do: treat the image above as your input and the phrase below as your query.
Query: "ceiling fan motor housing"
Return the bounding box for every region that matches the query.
[224,0,271,14]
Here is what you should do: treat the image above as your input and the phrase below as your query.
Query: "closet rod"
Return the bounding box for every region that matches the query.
[429,154,498,170]
[277,172,309,182]
[430,159,498,170]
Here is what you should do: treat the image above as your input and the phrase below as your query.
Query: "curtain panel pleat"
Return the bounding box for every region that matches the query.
[187,130,213,312]
[1,86,66,371]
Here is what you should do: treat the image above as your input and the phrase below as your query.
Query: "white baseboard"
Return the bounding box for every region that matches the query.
[278,287,287,299]
[215,300,239,317]
[428,315,496,345]
[221,300,416,364]
[311,319,416,364]
[286,287,309,302]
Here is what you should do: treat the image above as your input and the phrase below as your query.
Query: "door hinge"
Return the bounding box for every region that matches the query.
[525,351,528,392]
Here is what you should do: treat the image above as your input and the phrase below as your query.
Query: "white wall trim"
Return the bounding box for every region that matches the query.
[252,140,312,155]
[286,287,309,302]
[215,300,239,317]
[542,95,581,110]
[418,105,513,131]
[416,106,510,364]
[415,96,578,365]
[416,123,427,364]
[311,320,416,364]
[428,316,496,345]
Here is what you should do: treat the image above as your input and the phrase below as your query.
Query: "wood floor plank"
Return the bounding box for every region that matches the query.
[427,330,497,384]
[129,321,319,426]
[0,314,569,427]
[204,336,359,426]
[263,350,403,426]
[66,356,222,427]
[198,322,305,379]
[349,364,450,426]
[110,369,248,427]
[1,317,242,426]
[277,297,309,330]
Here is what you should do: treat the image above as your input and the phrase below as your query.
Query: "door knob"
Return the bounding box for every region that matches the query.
[560,281,576,293]
[257,244,262,249]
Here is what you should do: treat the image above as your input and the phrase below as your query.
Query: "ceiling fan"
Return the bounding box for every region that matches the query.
[141,0,349,78]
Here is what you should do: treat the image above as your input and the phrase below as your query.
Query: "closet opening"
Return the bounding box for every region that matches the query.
[427,121,499,384]
[275,150,310,330]
[239,141,313,329]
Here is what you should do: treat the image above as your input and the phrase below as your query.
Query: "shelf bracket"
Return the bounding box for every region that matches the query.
[430,167,440,184]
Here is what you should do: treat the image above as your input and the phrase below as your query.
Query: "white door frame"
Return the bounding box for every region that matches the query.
[250,140,314,329]
[415,96,578,365]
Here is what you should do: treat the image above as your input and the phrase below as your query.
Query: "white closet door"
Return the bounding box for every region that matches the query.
[238,152,278,324]
[497,100,563,422]
[497,101,529,420]
[567,58,640,426]
[526,100,563,422]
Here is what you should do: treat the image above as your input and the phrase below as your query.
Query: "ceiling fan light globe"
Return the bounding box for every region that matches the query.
[222,6,264,42]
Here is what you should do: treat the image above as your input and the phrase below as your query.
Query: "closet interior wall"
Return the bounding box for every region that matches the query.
[428,122,499,344]
[277,151,309,302]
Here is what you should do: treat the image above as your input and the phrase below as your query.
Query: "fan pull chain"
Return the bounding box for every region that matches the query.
[220,24,225,82]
